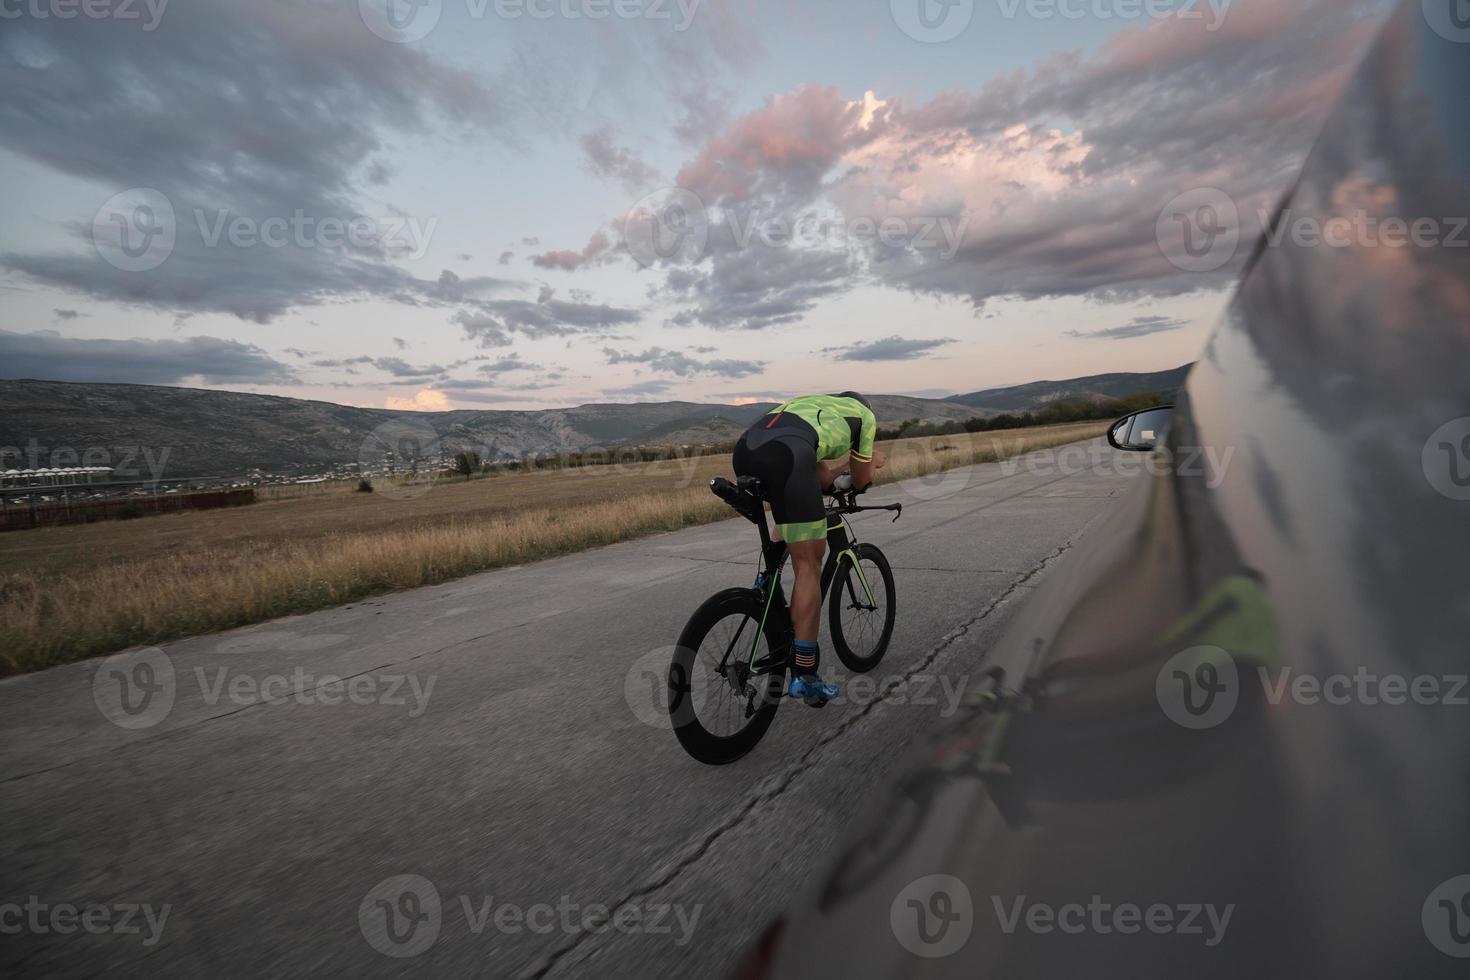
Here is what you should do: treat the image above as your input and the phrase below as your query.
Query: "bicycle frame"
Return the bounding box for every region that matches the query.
[720,494,892,679]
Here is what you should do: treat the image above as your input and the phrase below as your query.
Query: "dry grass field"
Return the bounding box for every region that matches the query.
[0,421,1107,673]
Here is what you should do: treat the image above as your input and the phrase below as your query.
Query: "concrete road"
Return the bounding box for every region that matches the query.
[0,440,1131,978]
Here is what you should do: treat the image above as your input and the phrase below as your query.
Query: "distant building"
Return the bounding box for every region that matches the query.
[1,466,114,490]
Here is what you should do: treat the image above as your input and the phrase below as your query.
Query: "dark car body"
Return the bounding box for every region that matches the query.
[748,2,1470,976]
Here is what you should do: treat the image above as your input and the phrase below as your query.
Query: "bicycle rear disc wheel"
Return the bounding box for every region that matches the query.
[829,543,896,673]
[669,588,786,765]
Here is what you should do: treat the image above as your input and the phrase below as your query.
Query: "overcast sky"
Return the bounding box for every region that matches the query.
[0,0,1392,410]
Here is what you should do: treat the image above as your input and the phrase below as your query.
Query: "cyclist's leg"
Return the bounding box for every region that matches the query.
[770,437,835,703]
[787,538,825,646]
[772,434,826,645]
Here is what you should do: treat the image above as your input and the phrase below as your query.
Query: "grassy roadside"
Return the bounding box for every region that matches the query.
[0,422,1107,674]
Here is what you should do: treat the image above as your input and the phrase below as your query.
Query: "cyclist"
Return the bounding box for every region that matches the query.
[732,392,887,706]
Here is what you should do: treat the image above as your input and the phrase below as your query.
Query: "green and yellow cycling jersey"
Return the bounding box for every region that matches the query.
[763,392,877,463]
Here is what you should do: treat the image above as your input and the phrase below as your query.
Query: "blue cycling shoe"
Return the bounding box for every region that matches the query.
[788,673,839,707]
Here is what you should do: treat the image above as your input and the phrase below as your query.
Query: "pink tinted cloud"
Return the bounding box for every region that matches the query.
[675,84,868,202]
[532,231,611,272]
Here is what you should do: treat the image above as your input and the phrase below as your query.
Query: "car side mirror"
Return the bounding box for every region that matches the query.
[1107,406,1174,452]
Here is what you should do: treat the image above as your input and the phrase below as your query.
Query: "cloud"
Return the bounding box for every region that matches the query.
[384,388,452,412]
[478,355,541,375]
[581,129,661,194]
[0,0,508,321]
[822,335,956,361]
[604,379,675,398]
[392,337,408,350]
[0,329,296,385]
[454,290,641,347]
[51,308,86,321]
[661,243,856,331]
[602,346,763,378]
[549,0,1388,332]
[531,231,612,272]
[1066,315,1189,340]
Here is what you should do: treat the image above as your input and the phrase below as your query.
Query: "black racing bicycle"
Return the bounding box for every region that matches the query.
[668,475,901,765]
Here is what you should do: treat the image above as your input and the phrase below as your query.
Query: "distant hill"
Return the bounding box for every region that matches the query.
[946,364,1191,413]
[0,366,1189,478]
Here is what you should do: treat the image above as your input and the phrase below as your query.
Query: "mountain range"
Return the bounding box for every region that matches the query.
[0,365,1190,478]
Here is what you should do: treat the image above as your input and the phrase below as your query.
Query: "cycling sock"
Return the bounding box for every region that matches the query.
[793,639,819,675]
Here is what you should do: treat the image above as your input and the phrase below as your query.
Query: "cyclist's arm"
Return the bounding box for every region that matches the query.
[849,406,879,491]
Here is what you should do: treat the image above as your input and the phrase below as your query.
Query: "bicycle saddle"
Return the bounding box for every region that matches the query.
[709,477,764,525]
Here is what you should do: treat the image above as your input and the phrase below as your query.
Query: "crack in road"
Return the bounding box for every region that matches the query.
[518,536,1081,980]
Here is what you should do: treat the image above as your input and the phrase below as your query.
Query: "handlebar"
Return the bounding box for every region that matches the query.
[827,487,903,522]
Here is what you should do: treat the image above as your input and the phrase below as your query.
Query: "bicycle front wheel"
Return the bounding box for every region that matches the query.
[829,543,896,673]
[669,588,786,765]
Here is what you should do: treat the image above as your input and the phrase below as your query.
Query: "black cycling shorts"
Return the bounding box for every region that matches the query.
[731,414,827,543]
